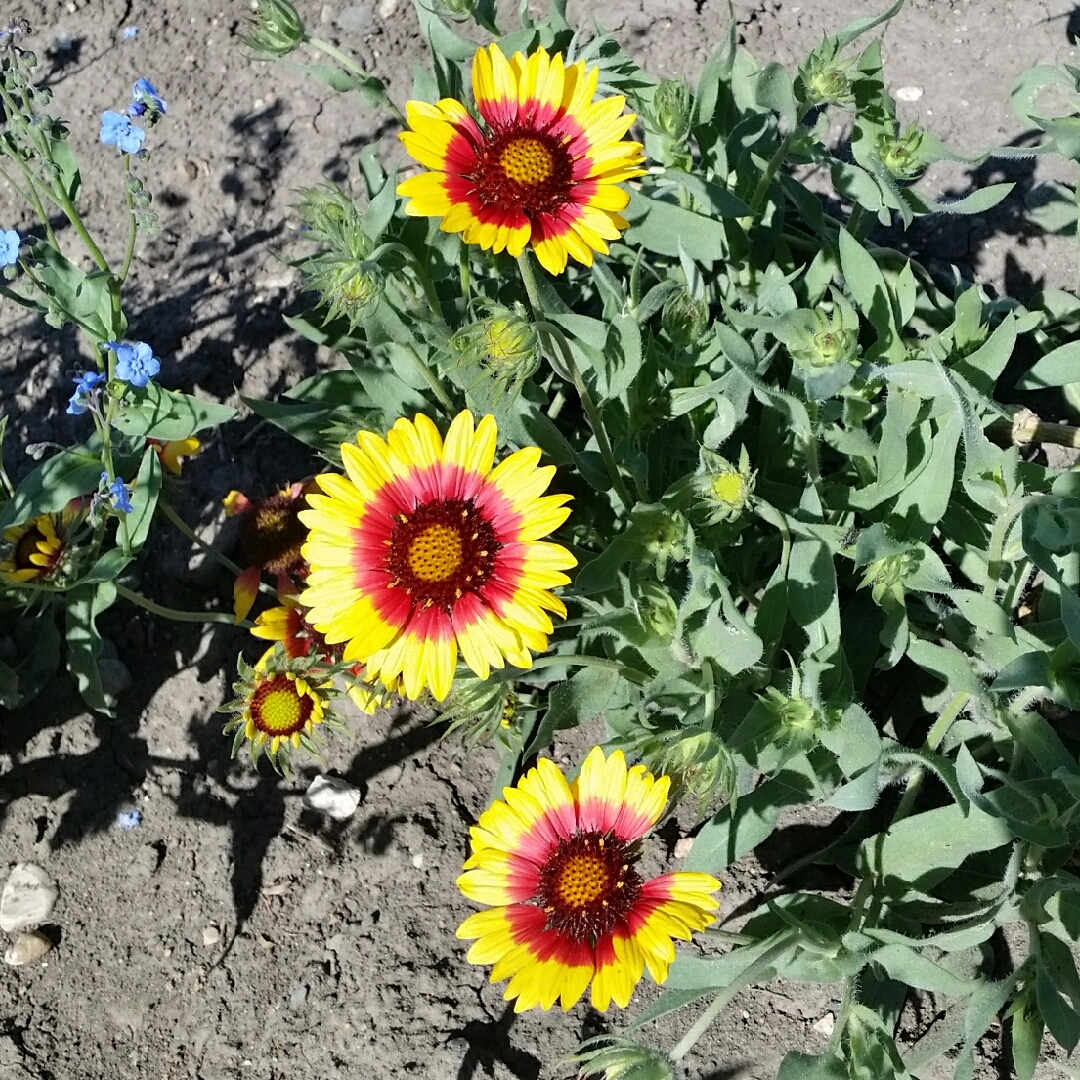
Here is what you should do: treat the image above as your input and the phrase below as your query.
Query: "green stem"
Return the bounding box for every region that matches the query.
[369,241,445,325]
[749,129,799,215]
[526,653,649,684]
[116,582,251,626]
[828,975,858,1057]
[118,155,138,286]
[847,201,868,240]
[891,691,969,826]
[157,499,247,580]
[670,934,797,1061]
[403,342,454,413]
[0,158,58,249]
[983,495,1048,599]
[305,36,407,125]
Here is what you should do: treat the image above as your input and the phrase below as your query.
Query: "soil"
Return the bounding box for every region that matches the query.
[1,1,1078,1078]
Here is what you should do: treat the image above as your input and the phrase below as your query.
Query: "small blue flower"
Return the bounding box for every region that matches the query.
[0,228,20,267]
[66,370,106,415]
[130,77,166,116]
[122,25,138,39]
[108,340,160,388]
[100,110,145,154]
[103,472,134,515]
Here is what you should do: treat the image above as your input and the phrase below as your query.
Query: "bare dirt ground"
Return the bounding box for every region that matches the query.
[1,1,1079,1078]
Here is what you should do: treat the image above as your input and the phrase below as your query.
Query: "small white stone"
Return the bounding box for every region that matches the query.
[812,1012,836,1036]
[202,924,221,947]
[303,775,362,821]
[411,853,424,869]
[0,864,58,932]
[895,86,924,102]
[673,837,695,859]
[4,930,53,966]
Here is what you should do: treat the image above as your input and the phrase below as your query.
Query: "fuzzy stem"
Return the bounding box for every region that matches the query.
[116,582,251,626]
[118,154,138,285]
[305,36,406,125]
[891,691,969,826]
[526,653,649,684]
[749,129,798,215]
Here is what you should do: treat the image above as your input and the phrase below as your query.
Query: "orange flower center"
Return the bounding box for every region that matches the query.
[537,831,642,943]
[249,674,313,737]
[467,127,574,217]
[385,497,499,612]
[408,523,463,582]
[500,136,554,186]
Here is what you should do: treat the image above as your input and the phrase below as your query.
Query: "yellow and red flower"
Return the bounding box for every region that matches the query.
[299,410,575,702]
[149,436,202,476]
[224,481,314,621]
[397,43,645,276]
[0,499,88,585]
[457,747,720,1012]
[223,652,332,772]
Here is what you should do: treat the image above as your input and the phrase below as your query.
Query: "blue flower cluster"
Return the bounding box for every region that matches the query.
[100,77,166,153]
[106,340,160,388]
[66,370,105,415]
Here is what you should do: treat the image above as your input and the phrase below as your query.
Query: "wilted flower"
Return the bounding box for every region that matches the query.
[108,340,161,388]
[66,370,106,416]
[662,288,710,348]
[877,121,929,181]
[0,228,19,267]
[148,436,201,476]
[99,110,145,154]
[242,0,305,57]
[223,481,314,621]
[649,78,693,143]
[699,446,755,524]
[450,304,540,395]
[103,473,134,515]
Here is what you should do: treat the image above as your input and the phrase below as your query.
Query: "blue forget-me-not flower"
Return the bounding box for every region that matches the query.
[108,340,160,388]
[103,473,134,515]
[129,77,166,118]
[0,229,20,267]
[100,110,145,153]
[66,371,106,415]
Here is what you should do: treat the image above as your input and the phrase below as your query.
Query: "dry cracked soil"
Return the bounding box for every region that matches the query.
[1,1,1079,1078]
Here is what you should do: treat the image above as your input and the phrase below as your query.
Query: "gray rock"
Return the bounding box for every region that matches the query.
[336,5,371,32]
[303,775,362,821]
[0,863,58,932]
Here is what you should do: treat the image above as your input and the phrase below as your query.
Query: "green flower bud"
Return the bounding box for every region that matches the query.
[450,304,540,395]
[656,730,735,804]
[761,686,819,749]
[573,1037,674,1080]
[699,446,755,524]
[859,550,917,605]
[635,581,678,641]
[438,675,518,750]
[662,288,710,348]
[632,504,689,579]
[242,0,305,57]
[798,37,856,107]
[650,78,693,143]
[296,184,373,259]
[877,121,929,181]
[788,307,861,372]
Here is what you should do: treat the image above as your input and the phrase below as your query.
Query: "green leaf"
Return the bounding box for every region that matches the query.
[521,666,624,760]
[873,943,980,998]
[857,801,1014,889]
[623,190,729,266]
[775,1052,846,1080]
[1011,1003,1044,1080]
[1016,340,1080,389]
[908,182,1015,217]
[65,581,117,714]
[754,61,797,131]
[690,594,764,676]
[0,446,102,531]
[954,312,1018,394]
[1038,963,1080,1054]
[951,975,1020,1080]
[77,547,133,586]
[694,5,737,126]
[125,446,162,553]
[112,383,236,441]
[832,0,906,49]
[839,227,899,358]
[667,931,794,992]
[0,615,61,709]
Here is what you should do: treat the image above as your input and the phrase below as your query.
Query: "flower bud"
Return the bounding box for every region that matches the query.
[450,305,540,394]
[573,1037,674,1080]
[632,504,689,579]
[657,730,735,804]
[699,447,755,524]
[662,288,710,348]
[788,308,860,373]
[761,687,819,749]
[650,78,693,143]
[859,550,917,604]
[242,0,305,57]
[798,38,856,108]
[877,121,929,181]
[635,581,678,641]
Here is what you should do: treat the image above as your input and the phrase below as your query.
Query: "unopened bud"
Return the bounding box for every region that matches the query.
[242,0,305,57]
[450,305,540,394]
[788,308,860,372]
[877,121,929,181]
[650,78,693,143]
[636,581,678,641]
[662,289,710,348]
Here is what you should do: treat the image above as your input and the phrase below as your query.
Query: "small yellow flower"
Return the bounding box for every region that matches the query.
[0,515,65,584]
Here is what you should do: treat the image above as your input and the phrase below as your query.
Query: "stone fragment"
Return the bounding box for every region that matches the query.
[202,924,221,946]
[895,85,924,102]
[3,930,53,966]
[0,864,58,932]
[812,1012,836,1036]
[303,775,362,820]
